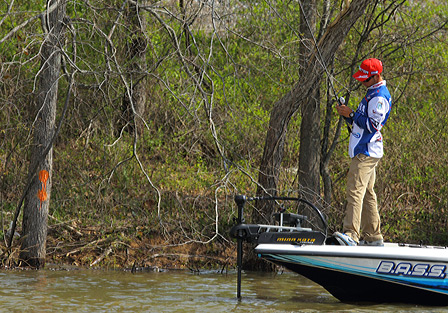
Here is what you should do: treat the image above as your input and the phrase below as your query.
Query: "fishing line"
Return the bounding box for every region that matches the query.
[297,0,352,132]
[263,0,346,103]
[297,0,340,99]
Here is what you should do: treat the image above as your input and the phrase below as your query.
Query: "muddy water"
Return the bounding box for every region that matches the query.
[0,267,446,312]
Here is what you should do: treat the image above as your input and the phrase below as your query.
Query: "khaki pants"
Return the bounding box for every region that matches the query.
[343,154,383,243]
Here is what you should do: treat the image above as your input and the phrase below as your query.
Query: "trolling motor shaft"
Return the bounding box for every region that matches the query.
[230,194,327,299]
[233,195,246,299]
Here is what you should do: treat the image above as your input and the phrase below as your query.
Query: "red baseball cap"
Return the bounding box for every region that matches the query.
[353,58,383,81]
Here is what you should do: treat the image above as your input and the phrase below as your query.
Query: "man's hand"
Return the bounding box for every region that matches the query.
[336,104,353,118]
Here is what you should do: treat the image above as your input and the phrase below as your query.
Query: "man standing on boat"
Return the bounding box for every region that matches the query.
[335,58,392,246]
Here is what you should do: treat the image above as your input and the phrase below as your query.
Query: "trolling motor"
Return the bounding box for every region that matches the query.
[229,195,327,299]
[231,195,247,299]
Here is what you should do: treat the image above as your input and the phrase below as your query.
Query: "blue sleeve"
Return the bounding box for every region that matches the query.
[353,112,370,132]
[353,97,387,133]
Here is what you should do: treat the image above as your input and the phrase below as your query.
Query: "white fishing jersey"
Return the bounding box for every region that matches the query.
[348,81,392,159]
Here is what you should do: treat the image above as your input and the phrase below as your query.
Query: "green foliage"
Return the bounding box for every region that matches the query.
[1,0,448,253]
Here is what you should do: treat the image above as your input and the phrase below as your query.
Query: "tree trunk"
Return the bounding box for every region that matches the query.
[298,0,321,202]
[299,88,321,201]
[120,2,148,137]
[19,0,66,268]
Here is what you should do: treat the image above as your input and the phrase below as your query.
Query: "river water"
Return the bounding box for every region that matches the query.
[0,267,447,312]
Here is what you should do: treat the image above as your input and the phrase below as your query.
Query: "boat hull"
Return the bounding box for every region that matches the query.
[256,243,448,305]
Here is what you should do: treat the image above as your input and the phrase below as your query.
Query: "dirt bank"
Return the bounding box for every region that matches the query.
[1,219,237,271]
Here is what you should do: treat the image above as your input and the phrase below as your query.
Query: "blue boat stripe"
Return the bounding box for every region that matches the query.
[264,253,448,295]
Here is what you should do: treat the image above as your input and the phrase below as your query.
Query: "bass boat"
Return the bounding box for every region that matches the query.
[229,195,448,305]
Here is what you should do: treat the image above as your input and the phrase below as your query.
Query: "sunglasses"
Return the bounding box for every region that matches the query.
[363,76,374,83]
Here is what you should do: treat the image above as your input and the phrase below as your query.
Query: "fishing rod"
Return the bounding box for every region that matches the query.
[297,0,352,133]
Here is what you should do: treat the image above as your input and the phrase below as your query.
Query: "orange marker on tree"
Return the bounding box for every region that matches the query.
[37,170,49,210]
